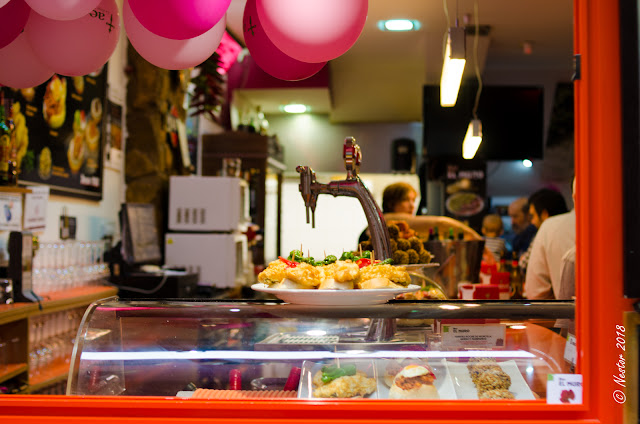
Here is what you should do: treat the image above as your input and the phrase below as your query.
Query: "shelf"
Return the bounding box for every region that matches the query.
[0,303,38,326]
[0,186,32,194]
[0,363,28,384]
[0,286,117,325]
[33,285,118,316]
[28,362,69,393]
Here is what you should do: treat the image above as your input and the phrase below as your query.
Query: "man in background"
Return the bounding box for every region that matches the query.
[518,188,569,274]
[508,197,537,259]
[525,181,576,299]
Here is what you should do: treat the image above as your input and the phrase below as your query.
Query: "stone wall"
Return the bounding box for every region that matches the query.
[125,44,189,245]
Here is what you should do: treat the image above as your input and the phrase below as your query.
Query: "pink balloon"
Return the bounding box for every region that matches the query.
[24,0,102,21]
[128,0,231,40]
[0,32,54,88]
[243,0,325,81]
[124,0,225,70]
[256,0,367,63]
[0,0,30,50]
[25,0,120,77]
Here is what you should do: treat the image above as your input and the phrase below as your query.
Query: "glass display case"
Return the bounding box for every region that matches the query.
[67,298,574,401]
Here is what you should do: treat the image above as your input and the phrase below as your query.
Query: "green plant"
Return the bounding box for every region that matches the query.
[189,52,226,124]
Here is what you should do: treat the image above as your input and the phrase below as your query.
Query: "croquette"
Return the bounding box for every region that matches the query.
[359,240,373,252]
[387,224,400,240]
[396,239,411,251]
[419,249,433,264]
[408,236,423,252]
[389,239,398,252]
[406,248,420,264]
[393,250,409,265]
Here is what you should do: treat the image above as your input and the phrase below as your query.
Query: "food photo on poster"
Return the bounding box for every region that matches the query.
[0,66,107,199]
[443,159,487,232]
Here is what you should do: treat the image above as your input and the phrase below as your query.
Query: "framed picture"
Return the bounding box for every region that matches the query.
[1,65,108,200]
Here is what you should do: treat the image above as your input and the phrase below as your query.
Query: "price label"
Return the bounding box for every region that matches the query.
[441,324,506,349]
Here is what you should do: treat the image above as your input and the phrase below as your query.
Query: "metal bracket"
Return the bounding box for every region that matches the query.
[572,54,581,81]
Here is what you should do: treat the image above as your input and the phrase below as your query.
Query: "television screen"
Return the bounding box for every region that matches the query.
[120,203,162,266]
[423,84,544,160]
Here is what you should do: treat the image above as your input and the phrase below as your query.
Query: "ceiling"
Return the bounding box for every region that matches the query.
[225,0,574,123]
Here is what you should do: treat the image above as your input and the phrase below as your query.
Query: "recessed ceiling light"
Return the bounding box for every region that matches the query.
[282,103,308,114]
[377,19,421,32]
[522,159,533,168]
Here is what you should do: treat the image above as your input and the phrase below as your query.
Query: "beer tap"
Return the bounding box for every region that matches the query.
[296,137,393,259]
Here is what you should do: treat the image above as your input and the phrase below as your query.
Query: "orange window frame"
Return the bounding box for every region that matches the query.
[0,0,634,422]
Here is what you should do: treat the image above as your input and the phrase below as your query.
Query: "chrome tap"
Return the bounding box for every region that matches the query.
[296,137,392,259]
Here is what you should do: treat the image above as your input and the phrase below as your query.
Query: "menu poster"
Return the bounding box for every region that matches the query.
[1,66,107,200]
[443,159,487,232]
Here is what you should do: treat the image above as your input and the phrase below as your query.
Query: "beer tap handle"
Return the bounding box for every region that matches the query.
[343,137,361,180]
[296,165,317,226]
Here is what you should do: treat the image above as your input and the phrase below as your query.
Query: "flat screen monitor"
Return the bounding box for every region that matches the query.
[120,203,162,266]
[423,84,544,160]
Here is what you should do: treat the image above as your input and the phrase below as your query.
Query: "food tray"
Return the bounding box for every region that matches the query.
[374,358,457,399]
[298,360,379,399]
[445,359,536,400]
[298,359,456,399]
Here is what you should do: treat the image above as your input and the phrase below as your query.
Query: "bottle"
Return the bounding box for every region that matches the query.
[510,258,524,299]
[0,96,10,185]
[427,228,435,241]
[447,227,455,240]
[5,100,17,185]
[499,258,507,273]
[433,226,440,241]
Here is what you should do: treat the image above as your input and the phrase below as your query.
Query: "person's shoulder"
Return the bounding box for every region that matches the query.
[540,209,575,230]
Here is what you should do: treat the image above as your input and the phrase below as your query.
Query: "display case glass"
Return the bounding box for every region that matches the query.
[68,298,574,401]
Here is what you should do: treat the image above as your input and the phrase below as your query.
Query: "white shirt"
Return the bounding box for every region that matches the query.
[524,210,576,299]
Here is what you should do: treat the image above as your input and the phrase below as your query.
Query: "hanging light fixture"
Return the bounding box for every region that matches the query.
[462,0,483,160]
[440,26,466,106]
[462,119,482,159]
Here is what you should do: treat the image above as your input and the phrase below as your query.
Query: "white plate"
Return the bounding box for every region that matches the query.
[251,283,421,305]
[445,360,536,400]
[375,358,457,399]
[298,360,379,399]
[397,263,440,273]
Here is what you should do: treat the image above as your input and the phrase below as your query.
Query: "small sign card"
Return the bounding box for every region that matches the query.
[564,333,577,366]
[547,374,583,404]
[24,186,49,231]
[441,324,506,349]
[0,193,22,231]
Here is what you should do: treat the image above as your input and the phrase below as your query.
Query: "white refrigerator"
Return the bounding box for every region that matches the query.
[164,176,251,289]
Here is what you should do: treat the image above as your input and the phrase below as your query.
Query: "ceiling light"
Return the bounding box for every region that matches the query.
[440,27,466,107]
[377,19,421,32]
[522,159,533,167]
[462,119,482,159]
[282,103,308,114]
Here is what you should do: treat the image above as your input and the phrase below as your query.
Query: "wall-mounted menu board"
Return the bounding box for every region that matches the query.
[1,65,107,200]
